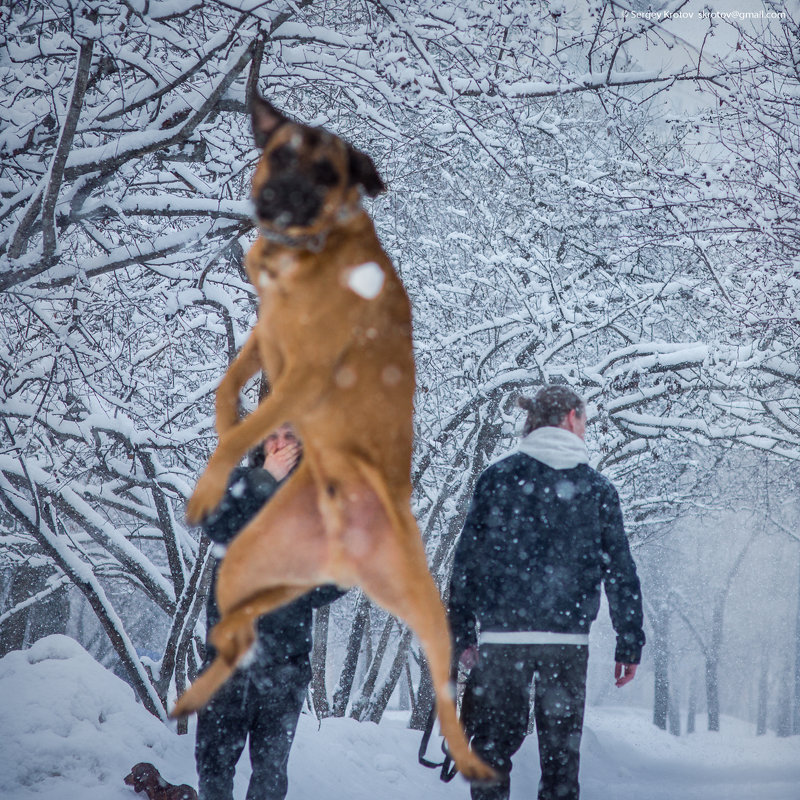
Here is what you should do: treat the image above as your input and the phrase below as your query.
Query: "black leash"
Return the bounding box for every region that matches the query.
[417,703,458,782]
[418,658,471,783]
[417,702,441,770]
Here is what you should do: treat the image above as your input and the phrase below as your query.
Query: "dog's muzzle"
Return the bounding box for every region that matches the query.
[255,176,323,228]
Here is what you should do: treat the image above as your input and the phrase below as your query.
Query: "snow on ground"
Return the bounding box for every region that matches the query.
[2,636,798,800]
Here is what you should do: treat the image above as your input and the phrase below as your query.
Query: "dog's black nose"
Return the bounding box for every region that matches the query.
[256,176,322,228]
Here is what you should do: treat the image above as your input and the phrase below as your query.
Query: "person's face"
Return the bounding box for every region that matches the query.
[561,407,587,441]
[263,424,299,457]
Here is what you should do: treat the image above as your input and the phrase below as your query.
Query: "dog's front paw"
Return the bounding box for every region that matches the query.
[186,461,230,524]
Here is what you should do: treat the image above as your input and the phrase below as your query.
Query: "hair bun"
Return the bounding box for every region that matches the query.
[517,395,535,412]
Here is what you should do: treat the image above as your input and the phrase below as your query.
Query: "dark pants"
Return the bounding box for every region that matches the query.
[463,644,589,800]
[195,655,311,800]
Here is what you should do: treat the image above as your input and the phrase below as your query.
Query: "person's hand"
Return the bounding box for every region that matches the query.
[459,645,479,670]
[615,662,637,688]
[263,441,301,481]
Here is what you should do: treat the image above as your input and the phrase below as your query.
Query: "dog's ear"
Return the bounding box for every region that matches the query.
[346,145,386,197]
[251,95,288,150]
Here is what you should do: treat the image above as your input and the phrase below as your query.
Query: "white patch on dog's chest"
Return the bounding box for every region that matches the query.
[343,262,385,299]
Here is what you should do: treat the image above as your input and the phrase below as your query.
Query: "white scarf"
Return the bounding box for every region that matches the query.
[517,426,589,470]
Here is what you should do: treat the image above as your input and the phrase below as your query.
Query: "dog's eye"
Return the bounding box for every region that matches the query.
[269,145,295,170]
[312,159,339,187]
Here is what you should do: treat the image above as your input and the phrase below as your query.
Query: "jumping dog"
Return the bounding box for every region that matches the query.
[171,96,494,783]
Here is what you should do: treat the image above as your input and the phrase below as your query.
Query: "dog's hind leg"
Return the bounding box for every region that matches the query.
[170,653,238,719]
[174,466,330,718]
[211,584,315,662]
[170,583,316,719]
[329,466,495,782]
[396,508,496,783]
[359,532,495,782]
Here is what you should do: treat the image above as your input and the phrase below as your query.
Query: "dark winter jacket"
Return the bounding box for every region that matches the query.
[449,453,645,664]
[203,466,344,666]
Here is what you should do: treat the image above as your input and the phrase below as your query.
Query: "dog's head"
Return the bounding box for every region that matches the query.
[250,95,385,239]
[124,762,164,793]
[124,763,197,800]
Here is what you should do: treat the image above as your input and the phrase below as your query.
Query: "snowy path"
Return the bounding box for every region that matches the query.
[1,637,798,800]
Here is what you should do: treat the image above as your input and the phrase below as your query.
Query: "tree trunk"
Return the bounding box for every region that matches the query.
[158,538,210,703]
[0,566,69,657]
[332,593,369,717]
[756,654,768,736]
[705,655,720,732]
[777,660,793,737]
[173,549,213,735]
[705,532,756,733]
[14,501,166,719]
[652,613,669,730]
[398,660,411,712]
[366,628,413,723]
[350,616,394,721]
[310,605,331,719]
[139,452,187,598]
[362,608,373,676]
[794,547,800,735]
[409,654,435,731]
[686,675,697,734]
[706,601,724,732]
[668,690,681,737]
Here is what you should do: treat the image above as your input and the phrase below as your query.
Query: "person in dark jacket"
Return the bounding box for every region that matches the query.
[449,385,645,800]
[195,424,344,800]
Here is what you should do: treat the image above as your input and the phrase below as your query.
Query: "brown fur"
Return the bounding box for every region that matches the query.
[124,763,197,800]
[171,98,494,782]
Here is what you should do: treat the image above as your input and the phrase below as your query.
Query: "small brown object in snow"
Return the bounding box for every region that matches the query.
[124,762,197,800]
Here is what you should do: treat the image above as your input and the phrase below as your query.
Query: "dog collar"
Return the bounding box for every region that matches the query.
[257,224,328,253]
